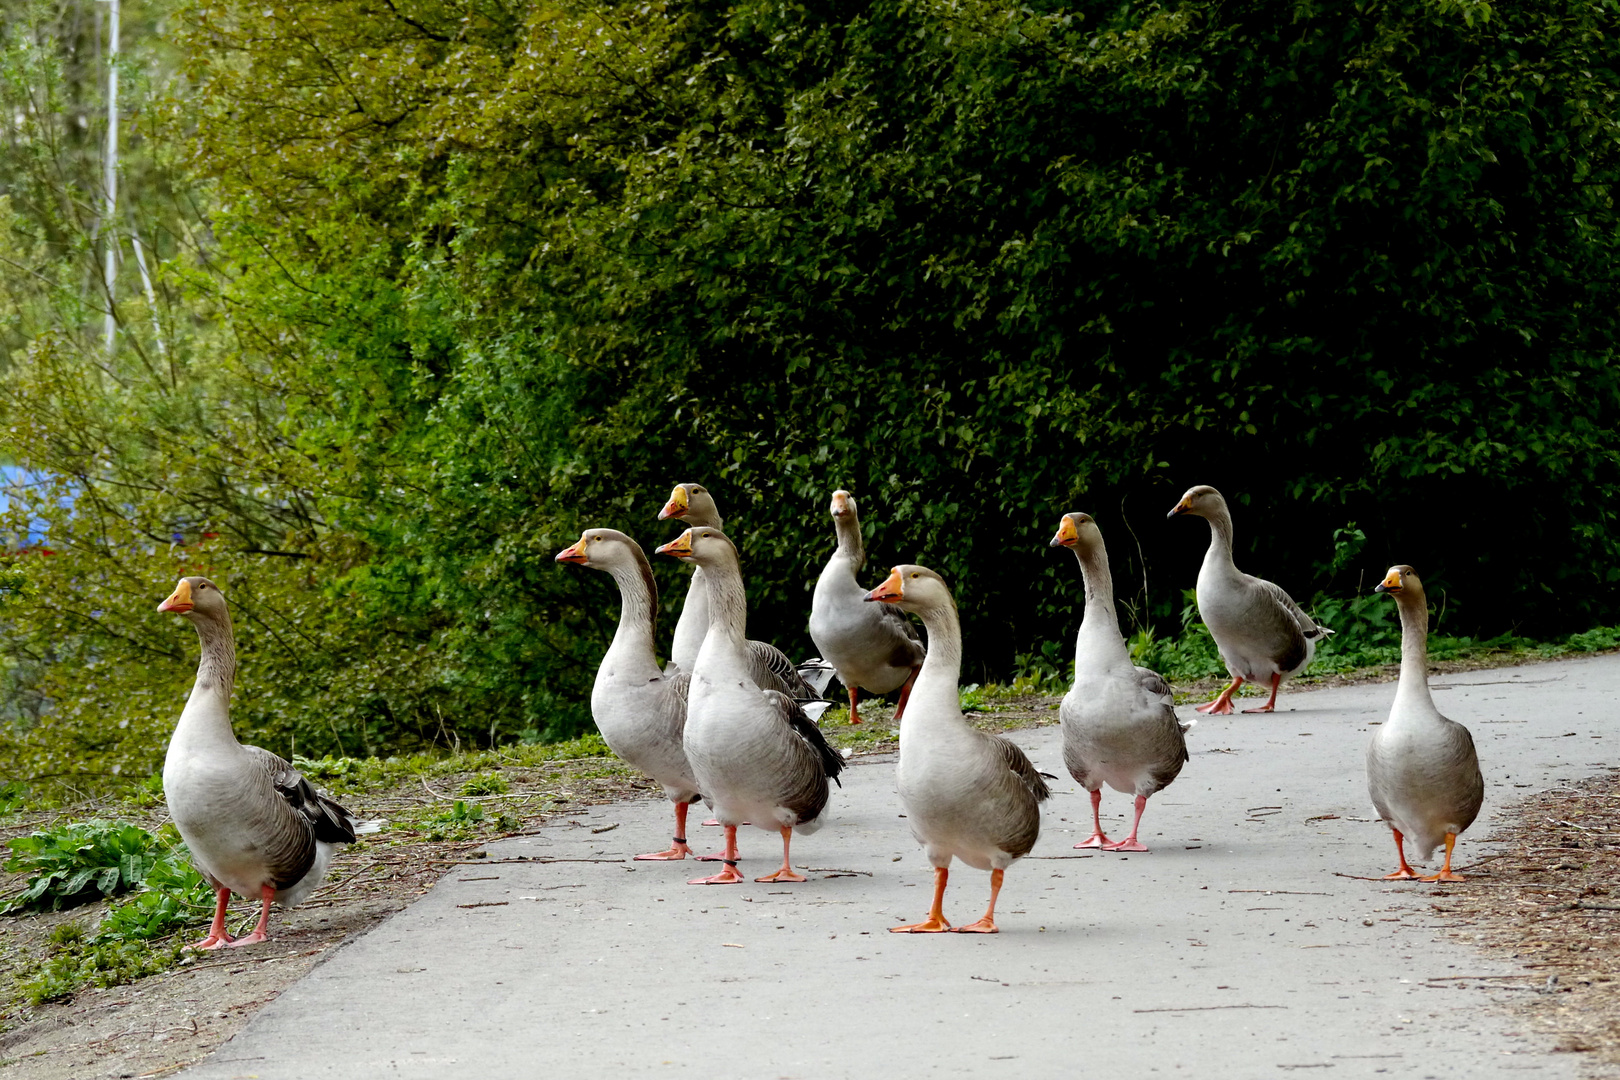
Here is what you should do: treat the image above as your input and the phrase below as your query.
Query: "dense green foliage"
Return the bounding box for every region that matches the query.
[1,0,1618,786]
[2,819,186,912]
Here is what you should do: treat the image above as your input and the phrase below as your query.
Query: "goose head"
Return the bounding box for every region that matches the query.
[1374,564,1425,603]
[157,576,227,622]
[830,489,857,522]
[555,528,640,571]
[654,526,736,569]
[863,564,953,615]
[657,483,721,528]
[1166,484,1224,520]
[1049,511,1100,551]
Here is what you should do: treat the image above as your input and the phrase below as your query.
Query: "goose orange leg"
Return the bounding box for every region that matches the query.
[1241,672,1284,713]
[1197,676,1244,715]
[689,826,745,884]
[952,868,1006,934]
[189,887,235,950]
[1383,827,1419,880]
[636,801,696,860]
[1102,795,1151,852]
[1420,833,1464,883]
[891,866,952,933]
[893,666,921,722]
[1075,789,1111,849]
[847,686,862,725]
[227,884,275,948]
[754,826,807,883]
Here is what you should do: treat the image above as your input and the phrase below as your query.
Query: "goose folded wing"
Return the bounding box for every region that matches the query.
[765,690,845,784]
[1254,578,1333,639]
[988,734,1051,802]
[748,640,819,701]
[247,746,360,845]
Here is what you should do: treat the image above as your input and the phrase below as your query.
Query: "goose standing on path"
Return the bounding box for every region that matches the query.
[158,577,370,949]
[556,529,703,860]
[1367,565,1483,882]
[1167,485,1333,714]
[865,565,1049,933]
[655,527,844,884]
[1051,513,1191,852]
[658,482,826,711]
[808,490,925,725]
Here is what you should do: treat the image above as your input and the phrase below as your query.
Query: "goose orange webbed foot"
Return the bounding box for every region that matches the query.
[1195,698,1235,715]
[754,867,807,883]
[950,918,999,934]
[688,863,746,885]
[187,933,233,950]
[634,840,694,861]
[1074,834,1109,849]
[1239,703,1276,714]
[1382,868,1419,880]
[226,930,268,948]
[890,916,952,933]
[1421,870,1465,883]
[1102,838,1149,853]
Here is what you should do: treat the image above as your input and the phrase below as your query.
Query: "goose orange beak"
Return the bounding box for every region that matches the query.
[1051,515,1079,548]
[1374,569,1404,594]
[831,490,853,518]
[555,537,589,565]
[864,567,904,604]
[1166,497,1192,519]
[158,579,193,614]
[657,485,688,521]
[656,530,695,559]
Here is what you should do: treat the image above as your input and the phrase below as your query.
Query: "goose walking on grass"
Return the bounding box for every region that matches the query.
[1167,485,1333,714]
[656,527,844,885]
[1052,513,1192,852]
[864,565,1049,933]
[159,577,371,949]
[808,490,925,725]
[1367,565,1484,882]
[556,529,704,861]
[658,482,826,712]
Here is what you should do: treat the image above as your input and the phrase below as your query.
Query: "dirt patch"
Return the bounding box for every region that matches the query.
[1420,769,1620,1077]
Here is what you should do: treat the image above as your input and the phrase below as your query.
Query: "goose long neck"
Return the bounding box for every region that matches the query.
[1393,592,1436,714]
[175,610,240,751]
[605,552,660,660]
[909,598,965,716]
[1204,503,1236,565]
[700,554,749,649]
[191,612,238,704]
[832,513,865,571]
[1073,543,1130,667]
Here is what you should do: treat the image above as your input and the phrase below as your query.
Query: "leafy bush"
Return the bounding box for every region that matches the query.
[4,821,177,913]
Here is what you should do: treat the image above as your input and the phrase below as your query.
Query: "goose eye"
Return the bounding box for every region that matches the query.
[910,572,920,579]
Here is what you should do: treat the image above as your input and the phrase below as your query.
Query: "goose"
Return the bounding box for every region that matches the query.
[655,527,844,885]
[658,482,826,710]
[1052,513,1192,852]
[556,529,704,860]
[864,565,1049,933]
[1367,565,1483,882]
[158,577,371,949]
[808,490,925,725]
[1167,485,1333,713]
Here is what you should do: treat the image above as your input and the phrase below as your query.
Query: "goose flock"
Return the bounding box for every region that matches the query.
[157,483,1484,945]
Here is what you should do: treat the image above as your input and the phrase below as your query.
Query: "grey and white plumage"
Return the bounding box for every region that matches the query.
[159,577,367,945]
[556,530,702,825]
[1052,513,1190,850]
[658,481,826,713]
[659,527,843,839]
[808,490,925,721]
[1167,485,1333,712]
[872,566,1048,872]
[1367,565,1483,871]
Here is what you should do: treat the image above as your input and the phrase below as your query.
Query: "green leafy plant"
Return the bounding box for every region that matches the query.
[4,821,176,913]
[459,773,510,797]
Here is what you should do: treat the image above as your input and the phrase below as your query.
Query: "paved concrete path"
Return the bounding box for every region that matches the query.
[184,655,1617,1080]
